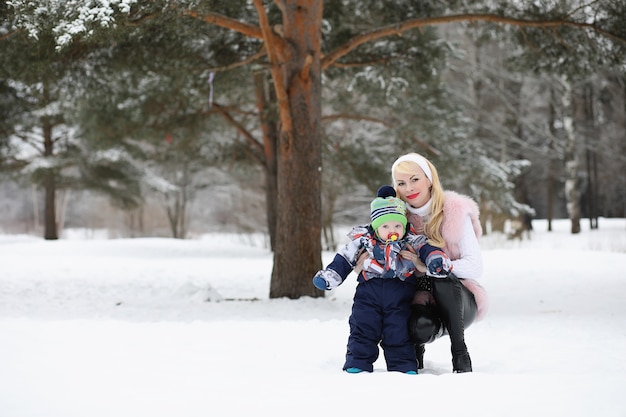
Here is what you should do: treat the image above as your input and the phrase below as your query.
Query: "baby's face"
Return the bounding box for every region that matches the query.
[376,220,406,242]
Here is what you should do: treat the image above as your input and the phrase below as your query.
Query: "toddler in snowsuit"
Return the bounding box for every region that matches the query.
[313,186,452,374]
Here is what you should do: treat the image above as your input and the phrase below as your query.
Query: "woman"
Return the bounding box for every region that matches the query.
[392,152,488,373]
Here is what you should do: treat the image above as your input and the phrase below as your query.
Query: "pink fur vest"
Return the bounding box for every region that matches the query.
[407,191,488,320]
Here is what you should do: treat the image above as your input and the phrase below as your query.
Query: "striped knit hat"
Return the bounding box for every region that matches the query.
[370,185,407,232]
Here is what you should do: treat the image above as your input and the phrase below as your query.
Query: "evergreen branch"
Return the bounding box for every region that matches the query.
[320,114,441,156]
[16,133,44,156]
[0,156,29,172]
[322,13,626,69]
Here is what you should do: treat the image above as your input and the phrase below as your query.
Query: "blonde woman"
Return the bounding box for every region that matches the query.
[391,152,488,373]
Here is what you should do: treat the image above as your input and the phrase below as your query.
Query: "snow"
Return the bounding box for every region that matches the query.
[1,218,625,417]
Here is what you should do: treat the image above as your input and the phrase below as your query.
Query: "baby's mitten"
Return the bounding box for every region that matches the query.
[313,274,330,290]
[424,250,453,278]
[312,269,342,290]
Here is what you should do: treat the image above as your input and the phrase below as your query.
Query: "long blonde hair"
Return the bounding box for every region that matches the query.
[393,153,446,248]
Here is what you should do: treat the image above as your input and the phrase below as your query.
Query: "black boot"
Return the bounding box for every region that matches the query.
[432,275,476,373]
[408,303,443,369]
[452,350,472,373]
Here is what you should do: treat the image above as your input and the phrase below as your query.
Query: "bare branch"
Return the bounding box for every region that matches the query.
[0,28,21,41]
[321,113,395,128]
[322,13,626,70]
[331,57,394,68]
[211,103,265,164]
[124,12,158,26]
[206,47,268,73]
[182,10,263,39]
[410,136,442,157]
[252,0,293,134]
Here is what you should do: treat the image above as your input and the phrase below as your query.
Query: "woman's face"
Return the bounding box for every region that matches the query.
[394,167,431,208]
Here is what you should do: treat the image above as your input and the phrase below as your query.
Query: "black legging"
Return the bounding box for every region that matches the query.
[408,274,477,345]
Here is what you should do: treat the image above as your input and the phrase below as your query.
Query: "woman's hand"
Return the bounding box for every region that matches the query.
[400,246,427,273]
[353,251,368,275]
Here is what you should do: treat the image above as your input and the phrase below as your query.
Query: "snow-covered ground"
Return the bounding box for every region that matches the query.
[1,218,625,417]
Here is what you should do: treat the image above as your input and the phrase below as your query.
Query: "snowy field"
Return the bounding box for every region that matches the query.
[1,218,625,417]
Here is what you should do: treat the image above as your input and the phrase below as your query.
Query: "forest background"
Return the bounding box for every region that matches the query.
[1,1,625,299]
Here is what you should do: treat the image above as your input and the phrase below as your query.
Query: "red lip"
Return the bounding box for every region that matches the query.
[407,193,419,200]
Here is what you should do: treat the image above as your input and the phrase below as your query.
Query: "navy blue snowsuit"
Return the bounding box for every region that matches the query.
[316,224,443,373]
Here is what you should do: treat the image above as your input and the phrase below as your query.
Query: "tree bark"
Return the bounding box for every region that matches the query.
[583,82,598,229]
[254,71,279,251]
[255,0,324,299]
[43,174,57,240]
[42,92,58,240]
[561,77,581,234]
[547,86,557,232]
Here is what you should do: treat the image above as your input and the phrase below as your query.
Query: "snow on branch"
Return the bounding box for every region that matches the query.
[7,0,137,50]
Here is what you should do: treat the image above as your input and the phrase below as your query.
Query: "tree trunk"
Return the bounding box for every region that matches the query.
[561,77,581,234]
[585,149,598,229]
[32,185,39,233]
[179,166,189,238]
[547,85,557,232]
[546,169,554,232]
[254,71,279,251]
[43,174,58,240]
[42,109,58,240]
[583,82,598,229]
[265,0,324,299]
[166,190,185,239]
[127,207,144,237]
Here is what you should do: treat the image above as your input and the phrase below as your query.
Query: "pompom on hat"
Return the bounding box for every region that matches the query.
[370,185,407,232]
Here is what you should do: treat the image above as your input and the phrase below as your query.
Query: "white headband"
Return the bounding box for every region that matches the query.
[391,154,433,184]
